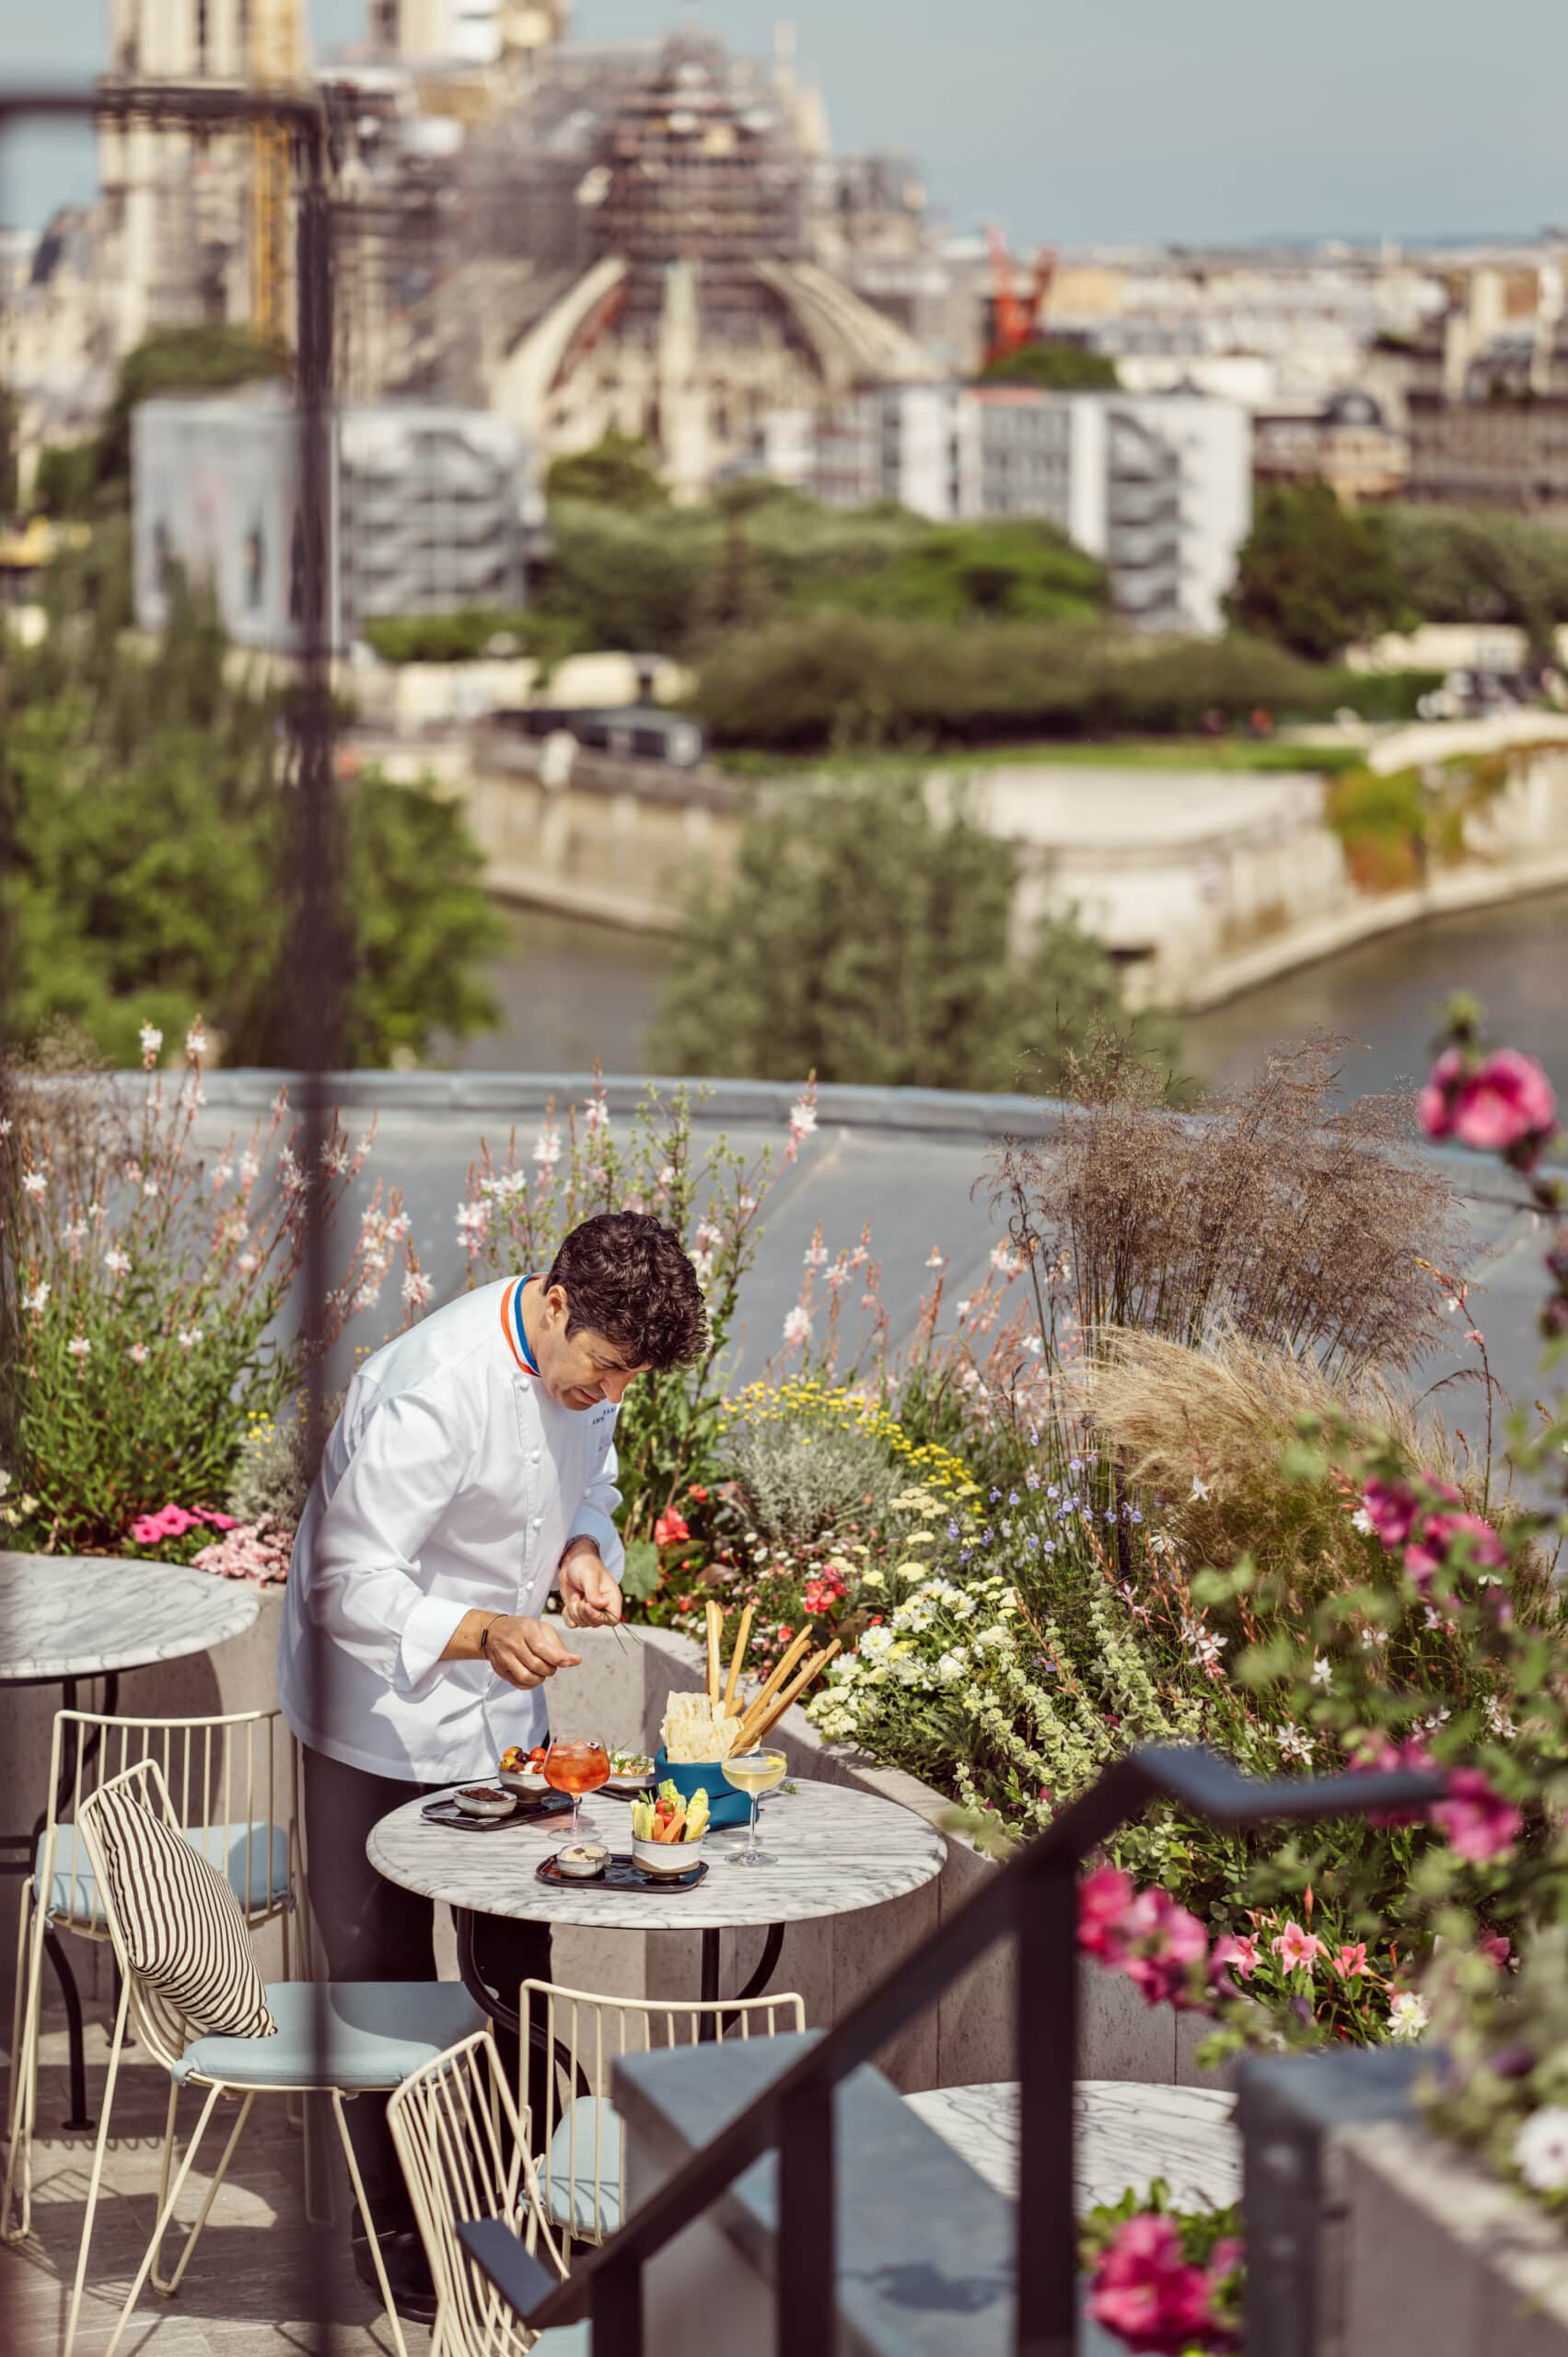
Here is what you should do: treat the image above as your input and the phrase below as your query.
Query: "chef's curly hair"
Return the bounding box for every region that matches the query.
[546,1211,708,1373]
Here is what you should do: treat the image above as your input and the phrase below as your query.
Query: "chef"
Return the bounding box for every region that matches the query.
[278,1208,707,2318]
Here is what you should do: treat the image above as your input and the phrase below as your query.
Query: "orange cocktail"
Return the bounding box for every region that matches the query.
[543,1739,611,1839]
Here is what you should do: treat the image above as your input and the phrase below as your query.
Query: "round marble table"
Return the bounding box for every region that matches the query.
[0,1553,261,2124]
[368,1775,947,2033]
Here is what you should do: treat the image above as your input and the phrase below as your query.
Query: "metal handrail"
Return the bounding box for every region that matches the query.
[459,1743,1442,2357]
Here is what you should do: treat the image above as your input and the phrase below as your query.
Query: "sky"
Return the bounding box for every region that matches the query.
[2,0,1565,247]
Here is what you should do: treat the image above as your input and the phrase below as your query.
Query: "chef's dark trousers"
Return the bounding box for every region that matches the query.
[301,1745,553,2233]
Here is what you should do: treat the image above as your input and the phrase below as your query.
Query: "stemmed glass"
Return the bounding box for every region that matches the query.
[720,1748,786,1867]
[543,1737,610,1840]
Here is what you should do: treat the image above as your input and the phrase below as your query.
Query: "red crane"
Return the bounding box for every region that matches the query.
[983,227,1057,367]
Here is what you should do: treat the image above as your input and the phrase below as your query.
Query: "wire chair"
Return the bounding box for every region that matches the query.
[4,1702,306,2243]
[389,2029,577,2357]
[522,1976,807,2258]
[62,1755,482,2357]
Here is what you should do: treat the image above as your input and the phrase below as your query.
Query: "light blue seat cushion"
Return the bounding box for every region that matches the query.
[37,1821,291,1927]
[542,2096,623,2236]
[174,1980,485,2089]
[534,2328,592,2356]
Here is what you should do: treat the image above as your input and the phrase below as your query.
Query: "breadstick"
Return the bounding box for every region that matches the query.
[704,1601,723,1702]
[722,1603,755,1716]
[731,1631,814,1750]
[749,1641,841,1747]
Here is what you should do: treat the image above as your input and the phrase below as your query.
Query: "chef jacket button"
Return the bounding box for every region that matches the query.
[529,1449,540,1465]
[530,1515,542,1529]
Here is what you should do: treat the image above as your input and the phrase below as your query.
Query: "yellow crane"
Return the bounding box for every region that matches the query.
[249,0,304,344]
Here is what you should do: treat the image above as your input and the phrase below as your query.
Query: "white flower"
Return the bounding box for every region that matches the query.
[456,1201,489,1241]
[185,1021,207,1060]
[237,1252,259,1275]
[925,1248,946,1270]
[1310,1655,1333,1690]
[782,1306,812,1349]
[138,1022,163,1067]
[1277,1723,1316,1764]
[239,1150,260,1185]
[66,1337,92,1358]
[935,1649,969,1684]
[1514,2107,1568,2193]
[23,1283,50,1316]
[1350,1507,1375,1536]
[859,1626,895,1661]
[142,1179,159,1200]
[803,1241,828,1268]
[21,1171,45,1198]
[1190,1473,1211,1503]
[532,1122,563,1169]
[127,1342,149,1364]
[788,1097,817,1143]
[860,1569,886,1590]
[975,1622,1011,1651]
[584,1097,610,1134]
[1388,1991,1431,2041]
[955,1297,971,1318]
[103,1248,131,1278]
[0,1117,10,1137]
[401,1270,434,1309]
[176,1328,203,1352]
[1485,1694,1516,1740]
[0,1470,8,1498]
[989,1242,1019,1274]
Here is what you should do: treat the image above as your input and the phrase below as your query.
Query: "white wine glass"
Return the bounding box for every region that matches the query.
[720,1748,786,1867]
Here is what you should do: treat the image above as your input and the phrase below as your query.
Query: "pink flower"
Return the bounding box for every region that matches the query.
[1333,1942,1370,1980]
[1353,1736,1436,1828]
[131,1516,164,1546]
[1271,1921,1326,1973]
[1361,1478,1419,1550]
[654,1509,691,1548]
[1417,1046,1467,1141]
[197,1509,238,1532]
[1087,2213,1218,2354]
[1120,1887,1211,2008]
[1078,1865,1135,1961]
[1211,1932,1260,1983]
[687,1485,709,1504]
[1434,1767,1523,1863]
[1480,1933,1513,1970]
[1452,1051,1557,1155]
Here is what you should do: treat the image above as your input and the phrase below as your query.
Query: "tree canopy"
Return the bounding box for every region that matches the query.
[93,324,292,496]
[1224,481,1413,661]
[978,343,1120,391]
[651,772,1183,1093]
[543,432,670,511]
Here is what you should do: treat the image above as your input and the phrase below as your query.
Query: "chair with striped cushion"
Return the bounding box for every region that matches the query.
[4,1702,305,2243]
[64,1758,485,2357]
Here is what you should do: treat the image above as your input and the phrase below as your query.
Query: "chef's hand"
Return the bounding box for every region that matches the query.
[484,1615,582,1689]
[559,1549,623,1631]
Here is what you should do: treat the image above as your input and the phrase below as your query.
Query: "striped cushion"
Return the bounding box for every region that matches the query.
[92,1782,277,2041]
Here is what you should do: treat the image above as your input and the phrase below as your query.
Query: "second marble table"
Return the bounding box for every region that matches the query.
[367,1773,947,2031]
[0,1551,262,2126]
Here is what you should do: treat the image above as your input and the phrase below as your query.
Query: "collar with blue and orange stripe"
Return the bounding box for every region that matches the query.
[500,1276,542,1376]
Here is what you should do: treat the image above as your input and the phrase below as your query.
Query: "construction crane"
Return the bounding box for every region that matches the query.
[982,226,1056,367]
[250,0,305,344]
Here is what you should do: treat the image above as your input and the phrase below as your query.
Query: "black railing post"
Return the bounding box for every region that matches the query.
[590,2249,645,2357]
[779,2074,837,2354]
[1015,1856,1079,2357]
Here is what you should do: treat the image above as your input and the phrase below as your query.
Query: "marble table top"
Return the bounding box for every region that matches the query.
[368,1774,946,1933]
[0,1553,261,1684]
[905,2078,1239,2212]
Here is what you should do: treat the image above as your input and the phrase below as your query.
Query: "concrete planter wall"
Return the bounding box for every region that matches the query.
[3,1581,1207,2096]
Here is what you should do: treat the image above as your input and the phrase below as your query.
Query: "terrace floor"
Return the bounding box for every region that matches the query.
[1,1996,407,2357]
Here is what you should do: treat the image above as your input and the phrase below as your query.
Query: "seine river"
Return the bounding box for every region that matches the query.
[454,889,1568,1103]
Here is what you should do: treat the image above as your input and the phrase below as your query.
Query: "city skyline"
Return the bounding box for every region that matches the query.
[0,0,1564,247]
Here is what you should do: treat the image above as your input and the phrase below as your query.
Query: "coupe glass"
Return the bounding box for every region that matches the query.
[543,1737,611,1840]
[720,1748,786,1866]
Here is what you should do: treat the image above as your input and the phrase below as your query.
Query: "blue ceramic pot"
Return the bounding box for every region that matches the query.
[652,1749,750,1827]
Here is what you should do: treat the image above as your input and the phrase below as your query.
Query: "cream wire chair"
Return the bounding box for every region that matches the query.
[389,2030,583,2357]
[521,1977,807,2258]
[62,1756,483,2357]
[3,1702,307,2243]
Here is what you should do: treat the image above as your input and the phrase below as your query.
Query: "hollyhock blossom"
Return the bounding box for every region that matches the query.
[1433,1767,1523,1863]
[1077,1864,1135,1961]
[1087,2213,1218,2354]
[654,1509,691,1548]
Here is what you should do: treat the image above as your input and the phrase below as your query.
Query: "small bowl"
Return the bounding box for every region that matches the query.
[606,1769,656,1794]
[554,1841,610,1880]
[498,1768,551,1796]
[633,1831,706,1878]
[452,1785,517,1820]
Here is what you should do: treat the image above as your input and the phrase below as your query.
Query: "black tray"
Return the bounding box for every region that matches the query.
[421,1792,573,1834]
[536,1850,708,1892]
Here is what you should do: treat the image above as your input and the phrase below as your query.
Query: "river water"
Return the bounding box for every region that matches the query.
[456,890,1568,1101]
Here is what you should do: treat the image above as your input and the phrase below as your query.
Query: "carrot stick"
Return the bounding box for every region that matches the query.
[722,1604,755,1716]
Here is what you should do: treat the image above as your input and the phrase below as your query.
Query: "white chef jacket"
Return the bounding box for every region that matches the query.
[277,1275,624,1782]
